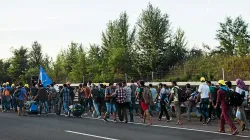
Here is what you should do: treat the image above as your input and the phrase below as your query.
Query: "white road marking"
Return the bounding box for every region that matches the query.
[83,117,249,138]
[65,130,119,140]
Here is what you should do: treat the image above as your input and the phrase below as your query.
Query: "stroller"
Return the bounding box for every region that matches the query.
[25,100,39,116]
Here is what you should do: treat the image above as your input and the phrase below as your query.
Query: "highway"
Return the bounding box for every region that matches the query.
[0,112,249,140]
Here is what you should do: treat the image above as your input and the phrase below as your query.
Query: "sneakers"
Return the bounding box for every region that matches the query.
[98,116,102,119]
[170,117,173,121]
[206,118,211,124]
[84,113,88,116]
[114,119,118,123]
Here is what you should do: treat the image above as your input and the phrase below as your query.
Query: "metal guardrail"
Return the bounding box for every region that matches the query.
[58,81,250,87]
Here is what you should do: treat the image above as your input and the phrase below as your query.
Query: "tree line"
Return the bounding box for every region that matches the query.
[1,3,250,84]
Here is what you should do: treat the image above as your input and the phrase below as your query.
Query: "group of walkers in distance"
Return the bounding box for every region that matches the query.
[0,77,250,136]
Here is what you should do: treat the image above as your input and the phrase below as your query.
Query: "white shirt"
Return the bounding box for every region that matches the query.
[198,82,210,99]
[235,87,249,100]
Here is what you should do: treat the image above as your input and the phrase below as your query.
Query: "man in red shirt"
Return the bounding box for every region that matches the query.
[215,80,239,135]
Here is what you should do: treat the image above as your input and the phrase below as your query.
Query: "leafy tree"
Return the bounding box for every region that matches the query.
[164,28,188,68]
[29,41,43,69]
[86,44,104,82]
[51,51,67,83]
[0,59,11,83]
[136,3,171,74]
[99,12,136,82]
[216,16,250,56]
[7,46,29,83]
[70,44,87,82]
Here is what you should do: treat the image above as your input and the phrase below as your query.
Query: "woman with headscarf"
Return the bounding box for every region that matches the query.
[235,78,249,131]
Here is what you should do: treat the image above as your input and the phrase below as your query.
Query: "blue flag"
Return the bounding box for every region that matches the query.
[39,66,52,87]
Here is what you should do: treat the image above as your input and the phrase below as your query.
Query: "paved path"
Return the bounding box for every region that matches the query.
[0,112,249,140]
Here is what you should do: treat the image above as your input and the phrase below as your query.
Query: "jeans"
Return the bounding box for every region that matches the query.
[127,102,134,122]
[93,100,100,117]
[3,96,11,111]
[39,101,49,114]
[84,98,92,113]
[106,102,116,115]
[12,96,17,111]
[131,97,138,114]
[63,101,69,115]
[200,98,209,120]
[187,101,200,120]
[156,101,161,113]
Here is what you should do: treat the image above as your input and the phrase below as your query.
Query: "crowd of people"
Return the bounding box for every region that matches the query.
[0,78,250,136]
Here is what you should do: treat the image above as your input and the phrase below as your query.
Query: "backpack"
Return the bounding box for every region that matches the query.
[223,89,235,106]
[174,87,187,103]
[233,91,245,106]
[91,88,99,102]
[69,87,75,99]
[50,88,57,98]
[4,89,10,96]
[142,87,153,105]
[14,88,21,98]
[105,88,111,102]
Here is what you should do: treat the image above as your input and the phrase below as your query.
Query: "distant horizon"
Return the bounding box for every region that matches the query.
[1,0,250,60]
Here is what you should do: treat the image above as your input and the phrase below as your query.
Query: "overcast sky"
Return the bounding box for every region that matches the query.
[0,0,249,60]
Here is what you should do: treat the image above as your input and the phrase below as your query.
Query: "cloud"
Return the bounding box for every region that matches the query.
[0,27,42,32]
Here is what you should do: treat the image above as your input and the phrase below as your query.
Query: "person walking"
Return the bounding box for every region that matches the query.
[103,83,117,122]
[15,83,27,116]
[123,82,133,122]
[35,84,49,116]
[149,84,157,117]
[215,80,239,135]
[235,78,249,131]
[60,84,71,117]
[91,84,101,119]
[207,81,220,120]
[197,77,211,125]
[130,80,138,115]
[169,81,182,125]
[137,81,152,125]
[113,83,128,123]
[158,84,170,122]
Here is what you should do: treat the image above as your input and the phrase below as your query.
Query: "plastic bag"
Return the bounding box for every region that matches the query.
[236,109,241,120]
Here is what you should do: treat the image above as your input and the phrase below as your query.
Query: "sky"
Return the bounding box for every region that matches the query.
[0,0,250,60]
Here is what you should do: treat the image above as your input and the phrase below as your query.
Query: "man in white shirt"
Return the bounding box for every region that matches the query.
[197,77,211,125]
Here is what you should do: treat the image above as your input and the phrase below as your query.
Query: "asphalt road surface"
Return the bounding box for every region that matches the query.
[0,113,249,140]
